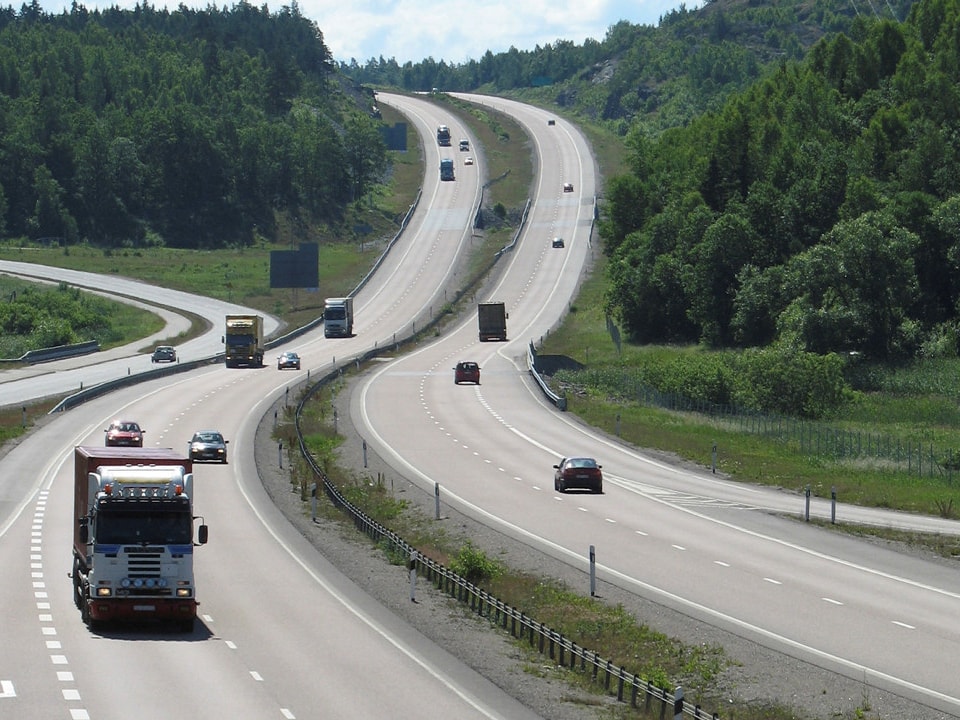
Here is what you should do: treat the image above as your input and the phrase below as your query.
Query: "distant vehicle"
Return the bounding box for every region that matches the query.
[440,158,455,181]
[189,430,228,463]
[437,124,451,146]
[224,314,264,368]
[563,182,574,192]
[459,138,469,151]
[552,237,565,248]
[104,420,144,447]
[553,457,603,494]
[477,301,508,342]
[324,297,354,338]
[277,351,301,370]
[151,345,177,363]
[454,361,480,385]
[464,156,474,166]
[548,119,556,126]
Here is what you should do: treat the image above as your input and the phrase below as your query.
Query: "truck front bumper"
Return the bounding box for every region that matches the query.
[88,597,198,622]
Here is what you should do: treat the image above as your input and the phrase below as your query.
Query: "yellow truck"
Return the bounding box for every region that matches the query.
[224,314,264,367]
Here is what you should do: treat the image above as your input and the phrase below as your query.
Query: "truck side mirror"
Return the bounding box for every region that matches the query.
[79,521,89,544]
[197,524,209,545]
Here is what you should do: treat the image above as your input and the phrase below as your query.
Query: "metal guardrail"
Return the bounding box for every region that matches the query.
[528,341,566,410]
[0,340,100,365]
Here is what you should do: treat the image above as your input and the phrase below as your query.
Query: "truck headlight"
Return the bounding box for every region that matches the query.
[96,587,113,597]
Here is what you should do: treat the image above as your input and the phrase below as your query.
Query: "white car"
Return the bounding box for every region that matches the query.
[464,156,474,165]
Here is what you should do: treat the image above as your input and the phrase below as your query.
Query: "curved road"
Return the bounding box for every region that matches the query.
[352,93,960,718]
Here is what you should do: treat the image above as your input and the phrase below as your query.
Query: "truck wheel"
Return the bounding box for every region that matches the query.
[79,592,91,625]
[72,562,83,610]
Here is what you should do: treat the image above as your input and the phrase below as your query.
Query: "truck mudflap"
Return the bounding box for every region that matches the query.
[85,597,198,630]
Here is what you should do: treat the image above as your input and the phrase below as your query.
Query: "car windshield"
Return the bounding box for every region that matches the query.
[566,458,597,469]
[117,423,139,432]
[195,433,221,443]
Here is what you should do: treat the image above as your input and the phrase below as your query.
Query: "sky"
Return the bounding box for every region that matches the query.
[37,0,701,65]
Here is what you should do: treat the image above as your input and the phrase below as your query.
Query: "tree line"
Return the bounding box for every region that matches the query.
[0,1,386,248]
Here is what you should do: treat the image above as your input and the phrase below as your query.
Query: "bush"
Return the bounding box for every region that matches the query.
[449,541,504,583]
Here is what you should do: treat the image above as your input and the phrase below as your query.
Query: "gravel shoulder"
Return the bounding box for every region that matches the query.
[254,378,957,720]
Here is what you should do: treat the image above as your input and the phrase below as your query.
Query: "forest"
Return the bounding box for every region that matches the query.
[601,0,960,363]
[0,0,386,248]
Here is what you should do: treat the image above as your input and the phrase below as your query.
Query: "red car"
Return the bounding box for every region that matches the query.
[553,457,603,493]
[104,420,145,447]
[454,361,480,385]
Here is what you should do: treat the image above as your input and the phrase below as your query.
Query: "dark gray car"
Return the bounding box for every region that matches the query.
[189,430,228,463]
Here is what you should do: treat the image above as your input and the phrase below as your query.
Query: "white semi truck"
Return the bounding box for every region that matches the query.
[324,297,354,338]
[71,446,208,632]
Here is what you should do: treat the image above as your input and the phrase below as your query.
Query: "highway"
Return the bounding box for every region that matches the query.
[2,90,960,720]
[351,93,960,718]
[0,94,544,720]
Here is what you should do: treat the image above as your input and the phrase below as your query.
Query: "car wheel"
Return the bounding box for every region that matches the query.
[558,478,566,493]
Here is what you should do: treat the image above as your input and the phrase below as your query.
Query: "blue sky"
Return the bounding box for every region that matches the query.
[37,0,701,65]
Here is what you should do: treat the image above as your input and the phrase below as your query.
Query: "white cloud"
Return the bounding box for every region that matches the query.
[39,0,700,65]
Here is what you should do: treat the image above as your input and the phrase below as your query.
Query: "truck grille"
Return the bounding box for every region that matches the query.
[120,547,171,596]
[125,548,162,577]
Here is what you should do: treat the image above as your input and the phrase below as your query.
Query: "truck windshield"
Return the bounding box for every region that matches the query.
[226,334,254,346]
[326,307,345,320]
[95,510,193,545]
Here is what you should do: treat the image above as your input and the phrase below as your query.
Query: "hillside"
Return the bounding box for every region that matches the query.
[343,0,916,134]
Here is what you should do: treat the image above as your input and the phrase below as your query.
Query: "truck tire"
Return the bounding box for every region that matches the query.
[72,560,83,610]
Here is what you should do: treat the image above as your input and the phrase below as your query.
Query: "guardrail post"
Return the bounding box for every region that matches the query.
[673,686,683,720]
[589,545,596,597]
[409,550,417,603]
[831,486,837,524]
[278,441,283,469]
[804,484,811,521]
[362,439,367,468]
[434,482,441,520]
